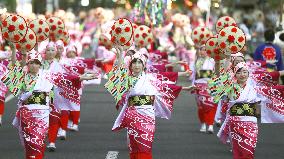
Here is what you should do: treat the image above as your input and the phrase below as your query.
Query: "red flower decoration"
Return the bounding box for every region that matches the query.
[206,34,210,37]
[140,27,144,31]
[19,24,25,30]
[148,29,151,33]
[115,27,122,34]
[238,36,244,43]
[215,55,221,60]
[14,34,20,41]
[230,45,238,52]
[200,34,204,38]
[38,28,42,33]
[51,25,56,31]
[103,39,107,42]
[45,28,49,32]
[194,39,198,43]
[39,20,43,25]
[201,28,205,31]
[135,34,139,38]
[30,23,34,28]
[207,50,211,55]
[224,24,229,27]
[209,41,215,46]
[220,31,226,37]
[111,25,115,30]
[8,25,16,32]
[58,21,62,25]
[26,44,31,50]
[225,17,229,21]
[124,27,130,32]
[194,31,197,35]
[142,33,147,38]
[119,19,124,24]
[12,16,18,22]
[16,44,21,50]
[147,38,152,42]
[214,48,219,54]
[39,35,45,41]
[49,19,54,23]
[2,20,7,27]
[139,40,144,45]
[29,34,34,40]
[231,27,237,33]
[220,42,226,49]
[228,35,235,43]
[58,30,63,34]
[217,22,222,26]
[126,41,131,46]
[119,37,126,43]
[3,32,9,39]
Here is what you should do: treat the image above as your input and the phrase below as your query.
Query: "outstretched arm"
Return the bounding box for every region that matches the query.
[113,45,124,68]
[10,43,16,66]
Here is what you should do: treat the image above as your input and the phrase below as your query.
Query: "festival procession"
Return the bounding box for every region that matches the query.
[0,0,283,159]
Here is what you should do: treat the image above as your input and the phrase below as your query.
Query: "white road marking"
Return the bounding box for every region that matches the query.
[5,94,15,102]
[105,151,119,159]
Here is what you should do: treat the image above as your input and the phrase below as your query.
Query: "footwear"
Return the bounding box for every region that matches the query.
[58,130,66,140]
[207,125,214,134]
[199,123,206,133]
[57,128,63,137]
[47,143,56,152]
[70,124,79,132]
[215,120,222,127]
[67,120,73,130]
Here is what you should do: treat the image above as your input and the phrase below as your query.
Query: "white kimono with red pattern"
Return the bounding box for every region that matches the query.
[217,78,284,159]
[111,72,182,154]
[12,69,53,159]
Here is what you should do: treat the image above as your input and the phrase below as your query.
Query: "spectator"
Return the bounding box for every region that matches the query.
[254,29,284,72]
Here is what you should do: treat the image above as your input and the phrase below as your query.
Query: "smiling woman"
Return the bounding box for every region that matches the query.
[105,45,193,159]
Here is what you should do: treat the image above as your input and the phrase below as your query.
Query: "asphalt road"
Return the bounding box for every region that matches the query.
[0,80,284,159]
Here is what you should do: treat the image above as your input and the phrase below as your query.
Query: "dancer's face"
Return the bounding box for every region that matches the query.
[57,46,64,55]
[45,46,56,60]
[130,59,144,76]
[28,60,41,74]
[235,67,249,84]
[67,51,76,58]
[198,47,207,58]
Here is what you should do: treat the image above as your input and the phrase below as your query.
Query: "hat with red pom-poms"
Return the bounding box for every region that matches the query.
[46,17,65,41]
[29,19,50,42]
[217,26,246,54]
[215,16,237,33]
[110,18,134,49]
[15,27,37,52]
[191,26,212,46]
[205,35,226,61]
[133,25,154,47]
[1,14,28,42]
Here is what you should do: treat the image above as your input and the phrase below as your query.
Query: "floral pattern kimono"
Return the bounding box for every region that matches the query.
[2,64,54,159]
[209,74,284,159]
[105,64,182,158]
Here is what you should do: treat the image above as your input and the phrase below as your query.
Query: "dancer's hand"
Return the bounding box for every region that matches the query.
[79,73,97,81]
